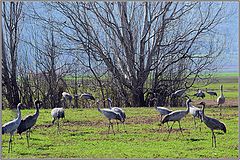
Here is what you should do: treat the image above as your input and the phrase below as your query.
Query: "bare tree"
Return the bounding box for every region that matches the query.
[30,2,227,107]
[2,2,24,108]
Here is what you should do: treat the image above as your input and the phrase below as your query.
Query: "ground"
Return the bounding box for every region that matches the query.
[1,104,238,158]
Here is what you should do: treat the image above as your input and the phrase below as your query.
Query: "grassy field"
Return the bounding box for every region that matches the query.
[2,73,238,158]
[2,105,238,159]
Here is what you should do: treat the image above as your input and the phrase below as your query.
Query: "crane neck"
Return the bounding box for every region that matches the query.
[201,104,205,120]
[108,101,112,109]
[97,102,102,113]
[186,100,190,113]
[17,106,22,120]
[35,103,40,116]
[220,86,224,96]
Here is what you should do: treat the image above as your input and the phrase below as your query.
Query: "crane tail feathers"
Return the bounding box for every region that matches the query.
[2,127,5,134]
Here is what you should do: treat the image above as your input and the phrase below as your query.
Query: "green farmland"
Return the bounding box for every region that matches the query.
[2,106,238,159]
[2,73,238,158]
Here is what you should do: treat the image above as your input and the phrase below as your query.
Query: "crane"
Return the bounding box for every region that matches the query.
[217,85,225,116]
[171,89,186,98]
[51,107,65,133]
[106,98,126,132]
[193,89,205,99]
[2,103,23,153]
[97,100,123,135]
[17,100,42,147]
[206,88,217,97]
[187,98,202,130]
[152,98,172,122]
[62,92,73,108]
[161,98,191,139]
[80,93,95,108]
[198,102,226,147]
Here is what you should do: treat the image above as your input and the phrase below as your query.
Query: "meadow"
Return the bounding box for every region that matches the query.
[2,74,238,159]
[2,106,238,158]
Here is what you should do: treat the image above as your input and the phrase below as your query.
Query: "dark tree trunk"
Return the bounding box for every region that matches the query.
[132,86,145,107]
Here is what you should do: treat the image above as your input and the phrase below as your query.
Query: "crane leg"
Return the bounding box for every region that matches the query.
[52,118,56,125]
[178,121,184,136]
[211,130,214,147]
[167,121,175,139]
[57,119,60,134]
[26,131,30,148]
[116,120,119,132]
[213,131,216,148]
[29,129,31,139]
[166,122,169,129]
[122,122,127,133]
[193,117,197,129]
[8,135,13,153]
[199,119,202,132]
[107,119,111,134]
[219,105,222,116]
[110,121,115,135]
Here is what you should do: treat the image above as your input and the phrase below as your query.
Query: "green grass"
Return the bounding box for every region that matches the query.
[2,106,238,158]
[213,72,238,78]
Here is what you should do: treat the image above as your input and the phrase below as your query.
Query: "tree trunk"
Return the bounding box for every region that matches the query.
[131,86,145,107]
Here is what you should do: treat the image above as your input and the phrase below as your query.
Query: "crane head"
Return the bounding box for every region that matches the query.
[35,100,43,106]
[17,103,24,110]
[107,98,112,103]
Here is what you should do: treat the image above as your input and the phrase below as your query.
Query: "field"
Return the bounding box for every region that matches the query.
[1,75,239,159]
[2,106,238,158]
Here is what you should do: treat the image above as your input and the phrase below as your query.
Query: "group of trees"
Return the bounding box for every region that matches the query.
[2,2,229,109]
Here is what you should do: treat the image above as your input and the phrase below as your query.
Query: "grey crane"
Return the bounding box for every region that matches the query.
[97,100,123,135]
[2,103,23,153]
[188,99,202,130]
[193,89,205,99]
[17,100,42,147]
[152,98,172,122]
[217,85,225,116]
[206,88,217,97]
[171,89,186,98]
[198,102,226,147]
[51,107,65,133]
[62,92,73,108]
[80,93,95,108]
[161,98,191,139]
[80,93,95,100]
[106,98,126,132]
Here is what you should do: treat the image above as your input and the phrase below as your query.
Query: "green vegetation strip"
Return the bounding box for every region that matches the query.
[2,107,238,158]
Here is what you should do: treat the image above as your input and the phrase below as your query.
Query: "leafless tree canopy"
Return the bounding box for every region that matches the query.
[2,2,24,108]
[2,2,230,108]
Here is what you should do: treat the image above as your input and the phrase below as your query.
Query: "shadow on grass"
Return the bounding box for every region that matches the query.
[186,138,206,142]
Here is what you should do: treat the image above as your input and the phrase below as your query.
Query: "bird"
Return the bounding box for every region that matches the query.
[161,98,191,139]
[198,101,226,147]
[62,92,73,108]
[187,98,202,130]
[51,107,65,133]
[80,93,95,100]
[80,93,95,108]
[193,89,205,99]
[97,99,123,135]
[152,98,172,122]
[17,100,42,147]
[106,98,126,132]
[217,85,225,116]
[171,89,186,98]
[2,103,23,153]
[206,88,217,97]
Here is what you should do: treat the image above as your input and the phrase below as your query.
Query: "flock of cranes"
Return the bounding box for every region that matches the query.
[2,85,226,154]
